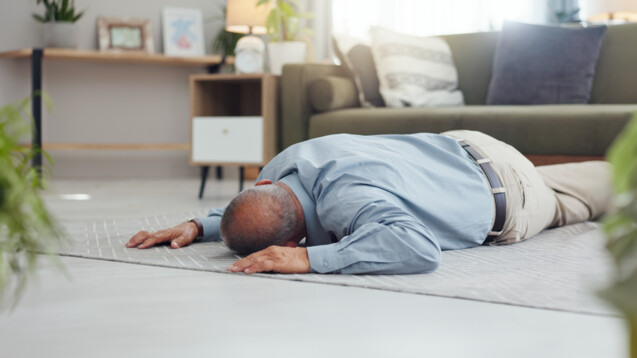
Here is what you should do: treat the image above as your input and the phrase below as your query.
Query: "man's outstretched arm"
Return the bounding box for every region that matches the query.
[227,218,440,275]
[126,208,226,249]
[227,245,310,274]
[126,221,199,249]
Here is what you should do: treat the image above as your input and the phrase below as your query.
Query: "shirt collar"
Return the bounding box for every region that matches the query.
[279,173,331,246]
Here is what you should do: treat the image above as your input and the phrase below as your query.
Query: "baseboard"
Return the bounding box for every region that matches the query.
[525,155,605,166]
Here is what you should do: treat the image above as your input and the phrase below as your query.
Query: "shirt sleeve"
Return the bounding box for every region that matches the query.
[306,219,441,274]
[308,191,441,274]
[197,208,226,242]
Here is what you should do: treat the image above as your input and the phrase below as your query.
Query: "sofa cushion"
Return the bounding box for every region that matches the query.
[308,105,637,156]
[590,23,637,104]
[308,76,360,112]
[487,21,607,105]
[332,34,385,107]
[439,31,499,105]
[369,26,464,107]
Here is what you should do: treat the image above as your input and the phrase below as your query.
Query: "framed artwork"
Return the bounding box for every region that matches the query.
[162,7,205,57]
[97,16,155,53]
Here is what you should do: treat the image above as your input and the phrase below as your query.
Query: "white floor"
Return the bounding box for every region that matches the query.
[0,178,629,358]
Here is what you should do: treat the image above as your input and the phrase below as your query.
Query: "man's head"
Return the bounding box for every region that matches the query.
[220,182,304,255]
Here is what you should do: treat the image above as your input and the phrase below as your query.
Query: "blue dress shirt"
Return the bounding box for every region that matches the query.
[197,133,494,275]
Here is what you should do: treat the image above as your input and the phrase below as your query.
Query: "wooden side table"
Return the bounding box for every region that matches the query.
[189,74,279,198]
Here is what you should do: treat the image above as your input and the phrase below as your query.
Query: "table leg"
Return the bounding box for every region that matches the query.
[239,166,244,192]
[31,48,43,175]
[198,166,209,199]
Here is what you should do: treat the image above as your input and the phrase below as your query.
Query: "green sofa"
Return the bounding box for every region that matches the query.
[280,23,637,164]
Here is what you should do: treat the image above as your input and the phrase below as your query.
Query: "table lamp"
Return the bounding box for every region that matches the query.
[226,0,270,74]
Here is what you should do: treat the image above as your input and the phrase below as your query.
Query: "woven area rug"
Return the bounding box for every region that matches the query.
[57,213,616,316]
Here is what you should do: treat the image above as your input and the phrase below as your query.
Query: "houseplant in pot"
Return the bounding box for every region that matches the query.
[601,112,637,357]
[32,0,84,48]
[211,5,245,73]
[0,95,64,310]
[256,0,312,75]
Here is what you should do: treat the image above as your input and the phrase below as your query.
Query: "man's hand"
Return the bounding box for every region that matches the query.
[126,222,199,249]
[227,246,310,274]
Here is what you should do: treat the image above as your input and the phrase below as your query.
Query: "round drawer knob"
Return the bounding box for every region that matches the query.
[222,128,229,135]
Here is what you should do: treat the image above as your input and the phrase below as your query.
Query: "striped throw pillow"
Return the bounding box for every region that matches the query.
[370,26,464,107]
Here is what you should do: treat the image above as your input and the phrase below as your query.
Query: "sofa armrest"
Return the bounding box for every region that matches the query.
[308,76,360,113]
[281,63,351,150]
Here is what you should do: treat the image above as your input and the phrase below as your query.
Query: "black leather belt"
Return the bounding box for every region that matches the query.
[458,140,506,241]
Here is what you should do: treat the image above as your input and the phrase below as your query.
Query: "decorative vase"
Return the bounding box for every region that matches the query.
[43,22,79,48]
[267,41,307,76]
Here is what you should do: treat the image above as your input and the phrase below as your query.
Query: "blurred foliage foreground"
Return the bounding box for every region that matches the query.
[0,96,64,311]
[603,112,637,357]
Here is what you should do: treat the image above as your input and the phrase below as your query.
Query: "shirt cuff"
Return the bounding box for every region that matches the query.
[197,216,222,242]
[307,244,342,274]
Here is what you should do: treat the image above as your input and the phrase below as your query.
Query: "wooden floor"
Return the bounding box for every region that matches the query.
[0,178,628,358]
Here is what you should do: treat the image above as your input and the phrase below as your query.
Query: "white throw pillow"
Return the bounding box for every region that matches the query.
[369,26,464,107]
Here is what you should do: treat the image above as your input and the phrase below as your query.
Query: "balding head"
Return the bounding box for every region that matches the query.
[220,184,299,255]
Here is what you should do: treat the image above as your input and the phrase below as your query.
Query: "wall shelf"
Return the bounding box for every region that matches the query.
[40,143,190,151]
[0,48,229,171]
[0,48,233,67]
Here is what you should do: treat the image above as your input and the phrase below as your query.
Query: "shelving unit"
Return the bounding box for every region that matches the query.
[0,48,229,171]
[189,74,279,197]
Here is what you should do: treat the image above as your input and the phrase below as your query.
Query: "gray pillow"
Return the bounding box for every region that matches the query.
[332,35,385,107]
[487,21,607,105]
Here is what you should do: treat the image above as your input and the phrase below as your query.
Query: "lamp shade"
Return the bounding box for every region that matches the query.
[226,0,270,34]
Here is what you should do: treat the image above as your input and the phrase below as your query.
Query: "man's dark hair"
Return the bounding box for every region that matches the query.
[220,185,297,255]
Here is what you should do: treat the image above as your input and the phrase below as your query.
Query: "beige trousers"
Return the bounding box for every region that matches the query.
[443,130,613,245]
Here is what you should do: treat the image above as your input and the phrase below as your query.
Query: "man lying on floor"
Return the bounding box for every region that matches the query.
[126,130,611,275]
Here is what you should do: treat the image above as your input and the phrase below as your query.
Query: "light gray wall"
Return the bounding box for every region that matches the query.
[0,0,229,178]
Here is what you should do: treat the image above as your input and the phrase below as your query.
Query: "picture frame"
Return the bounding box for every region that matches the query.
[162,7,205,57]
[97,16,155,54]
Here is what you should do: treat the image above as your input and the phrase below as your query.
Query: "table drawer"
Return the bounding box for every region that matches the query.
[191,116,263,164]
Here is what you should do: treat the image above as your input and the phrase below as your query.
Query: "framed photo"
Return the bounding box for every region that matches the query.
[97,16,155,54]
[162,7,205,57]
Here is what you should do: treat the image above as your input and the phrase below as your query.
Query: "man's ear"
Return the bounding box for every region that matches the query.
[284,240,298,248]
[255,179,272,186]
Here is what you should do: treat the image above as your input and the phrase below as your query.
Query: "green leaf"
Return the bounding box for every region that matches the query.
[51,2,58,21]
[34,0,82,23]
[60,0,68,17]
[256,0,269,6]
[259,0,314,42]
[266,11,279,39]
[297,12,314,20]
[72,11,83,22]
[32,14,47,23]
[607,112,637,193]
[599,269,637,318]
[279,1,295,17]
[601,112,637,348]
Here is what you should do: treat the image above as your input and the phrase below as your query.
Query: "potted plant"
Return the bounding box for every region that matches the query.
[601,112,637,357]
[257,0,312,75]
[32,0,84,48]
[210,5,244,73]
[548,0,582,25]
[0,95,64,310]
